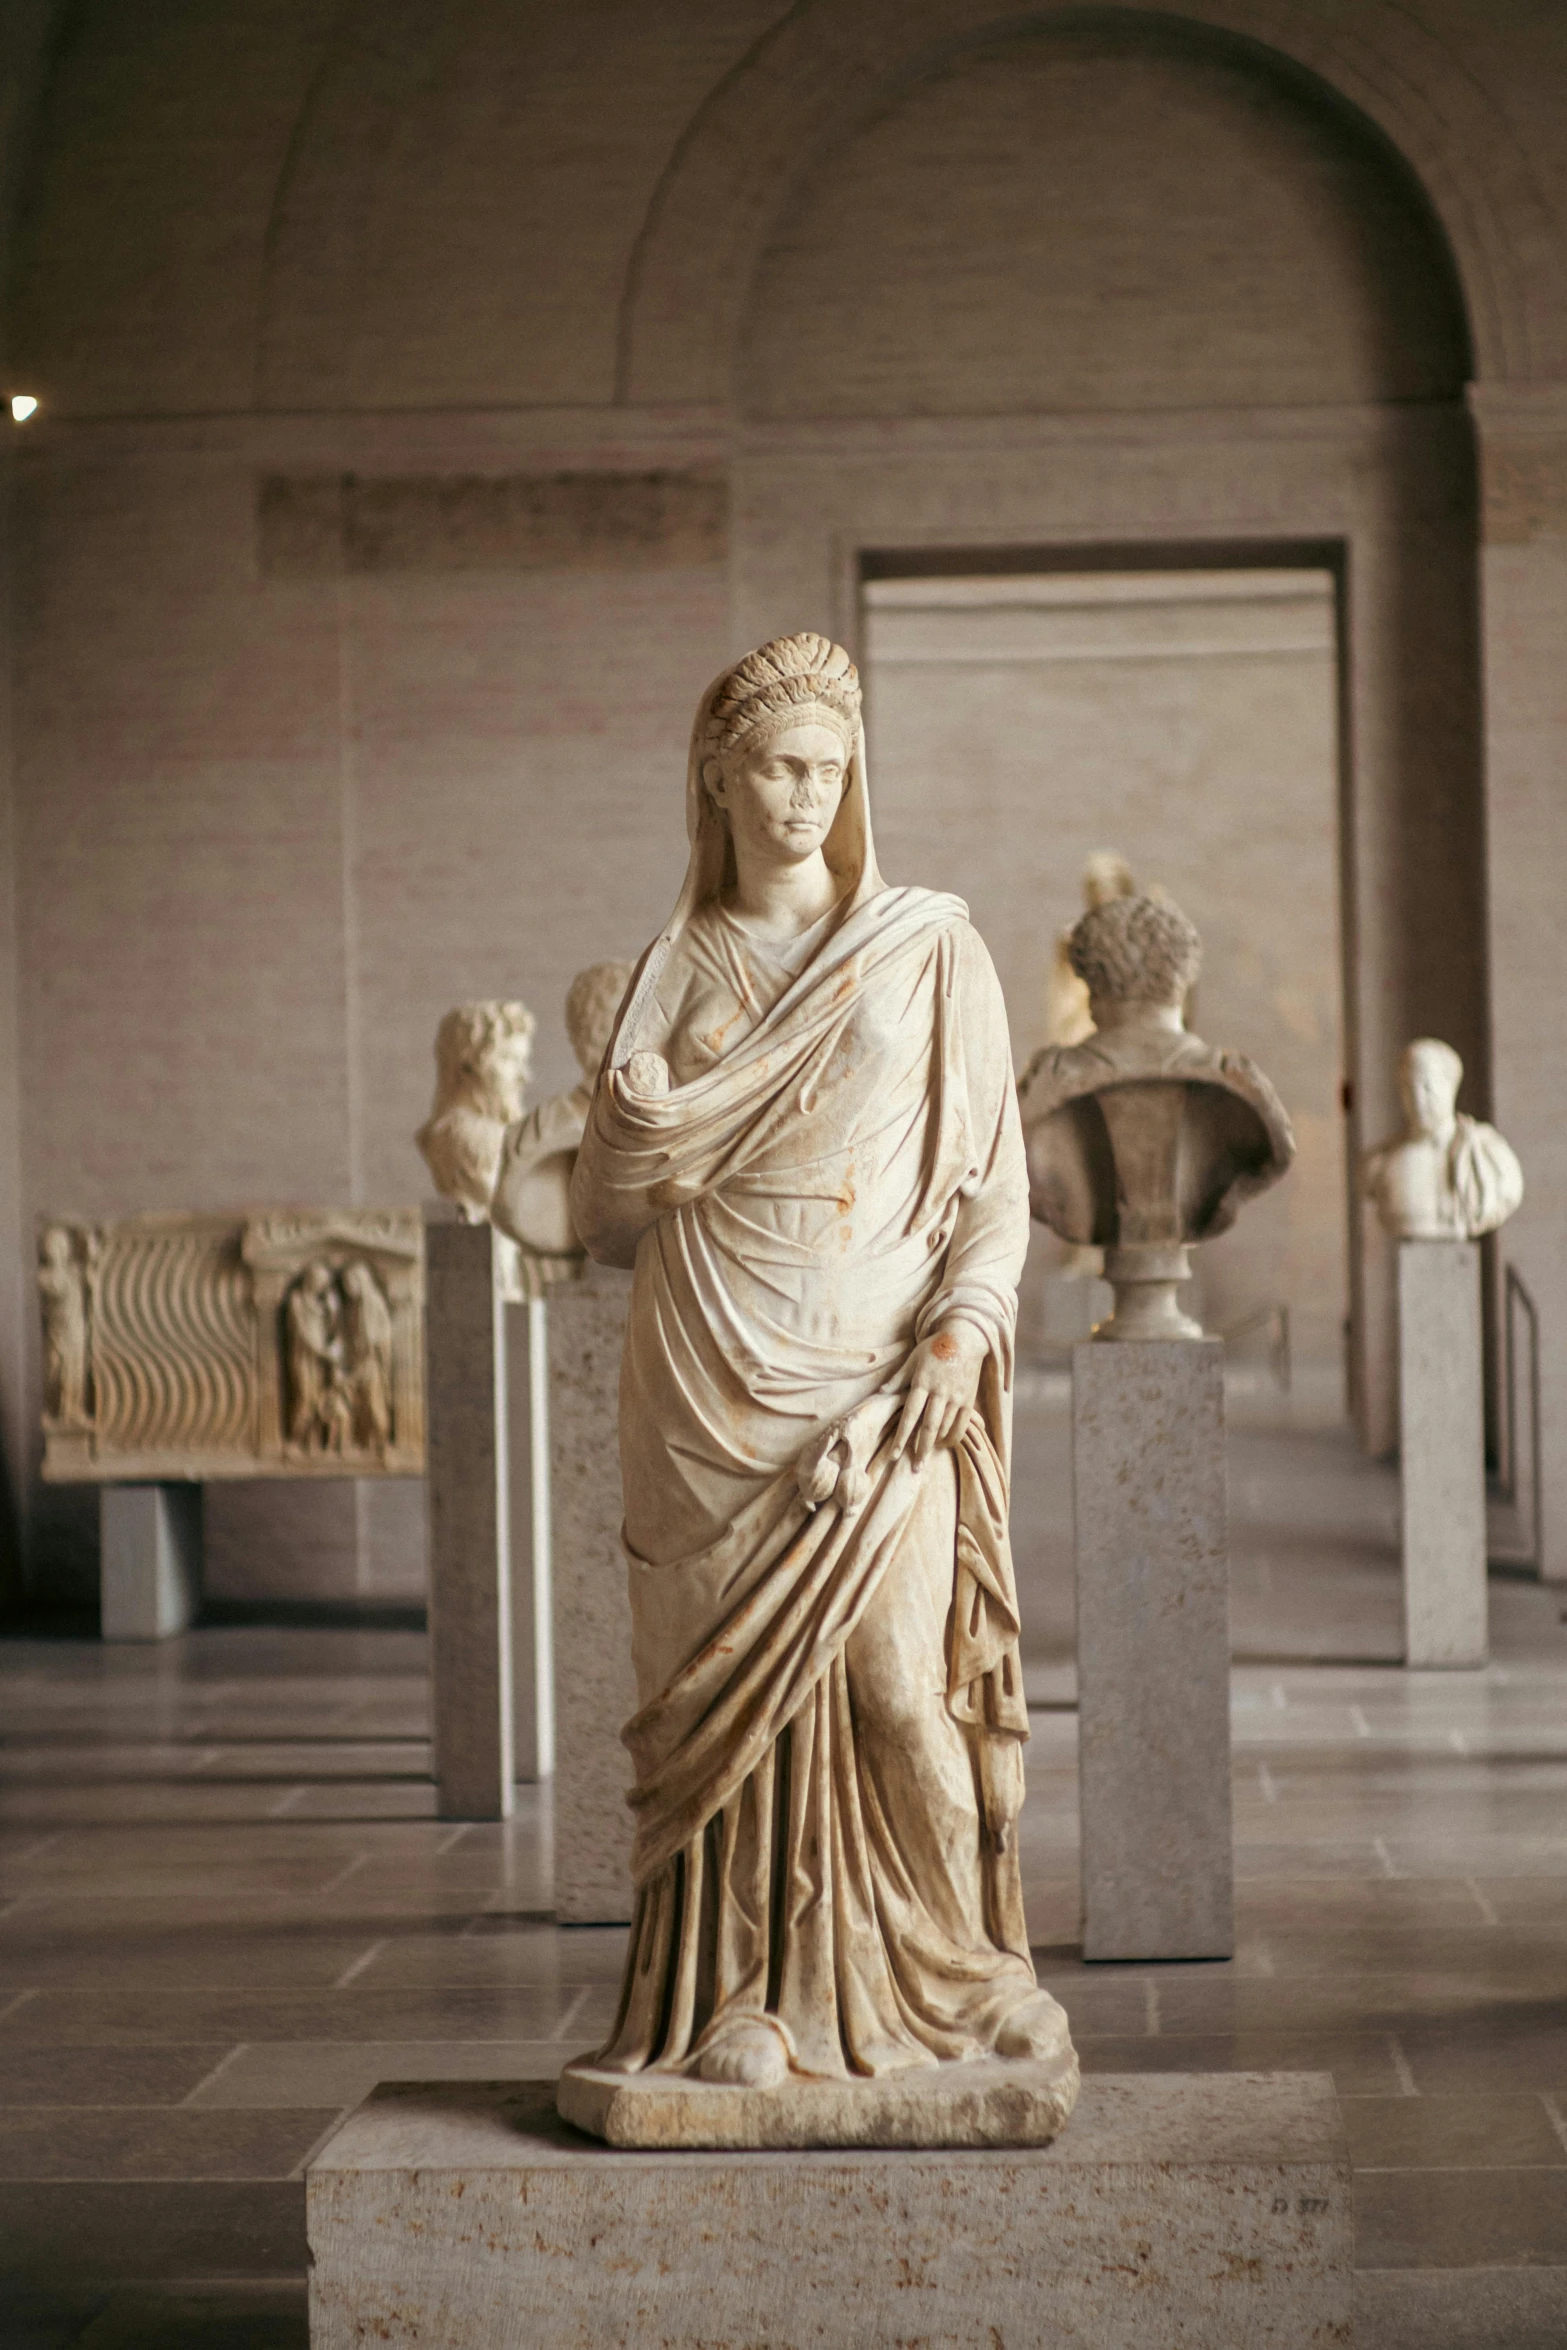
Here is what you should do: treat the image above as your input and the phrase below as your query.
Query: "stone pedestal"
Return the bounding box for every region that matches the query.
[548,1265,635,1924]
[307,2072,1350,2349]
[99,1484,201,1640]
[1399,1239,1487,1668]
[1072,1338,1233,1960]
[424,1220,514,1820]
[506,1295,554,1781]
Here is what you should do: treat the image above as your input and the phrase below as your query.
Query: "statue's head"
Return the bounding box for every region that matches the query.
[565,961,635,1082]
[302,1259,334,1298]
[430,1001,535,1124]
[1069,894,1201,1019]
[1401,1037,1462,1142]
[1082,850,1135,911]
[340,1262,372,1301]
[40,1226,71,1269]
[699,635,860,870]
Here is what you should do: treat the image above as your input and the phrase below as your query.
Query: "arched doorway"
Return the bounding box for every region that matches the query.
[726,12,1482,1454]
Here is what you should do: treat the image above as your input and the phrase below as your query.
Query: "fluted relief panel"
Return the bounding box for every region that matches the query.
[38,1210,424,1483]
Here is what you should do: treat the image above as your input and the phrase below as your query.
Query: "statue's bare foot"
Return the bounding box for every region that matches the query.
[696,2018,790,2089]
[995,1989,1074,2065]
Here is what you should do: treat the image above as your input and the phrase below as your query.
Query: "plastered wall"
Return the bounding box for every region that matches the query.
[3,0,1566,1592]
[864,571,1344,1370]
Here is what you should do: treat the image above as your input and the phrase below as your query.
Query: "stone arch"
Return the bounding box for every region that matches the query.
[253,0,450,410]
[616,0,1562,405]
[736,17,1473,420]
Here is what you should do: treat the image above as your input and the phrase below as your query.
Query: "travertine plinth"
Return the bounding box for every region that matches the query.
[1399,1238,1487,1668]
[548,1265,635,1923]
[308,2073,1350,2350]
[100,1484,201,1641]
[1073,1336,1233,1958]
[556,2052,1079,2149]
[506,1294,553,1781]
[424,1218,514,1820]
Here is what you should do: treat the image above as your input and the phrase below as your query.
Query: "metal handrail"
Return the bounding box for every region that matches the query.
[1490,1262,1542,1572]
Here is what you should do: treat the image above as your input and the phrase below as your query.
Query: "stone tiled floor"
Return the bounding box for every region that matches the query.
[4,1411,1567,2346]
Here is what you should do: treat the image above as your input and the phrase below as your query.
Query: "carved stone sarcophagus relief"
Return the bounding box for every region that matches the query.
[38,1209,424,1482]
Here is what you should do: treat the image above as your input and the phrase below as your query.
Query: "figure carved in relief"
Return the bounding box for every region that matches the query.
[415,1002,536,1221]
[341,1261,394,1454]
[285,1260,348,1454]
[564,634,1076,2123]
[38,1226,90,1426]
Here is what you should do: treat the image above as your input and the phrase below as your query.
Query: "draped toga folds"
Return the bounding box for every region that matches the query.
[571,878,1042,2079]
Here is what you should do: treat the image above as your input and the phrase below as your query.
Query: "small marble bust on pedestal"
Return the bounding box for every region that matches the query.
[491,961,633,1285]
[416,1001,536,1228]
[1363,1038,1523,1244]
[1364,1039,1522,1670]
[1044,849,1136,1053]
[1019,895,1293,1961]
[1018,895,1295,1340]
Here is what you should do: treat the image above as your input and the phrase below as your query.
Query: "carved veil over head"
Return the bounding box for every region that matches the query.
[603,633,872,1090]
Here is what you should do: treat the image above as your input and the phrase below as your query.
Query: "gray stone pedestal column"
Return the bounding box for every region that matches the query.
[425,1220,515,1820]
[1399,1238,1487,1668]
[549,1265,636,1925]
[507,1295,554,1782]
[1072,1338,1233,1960]
[100,1484,201,1640]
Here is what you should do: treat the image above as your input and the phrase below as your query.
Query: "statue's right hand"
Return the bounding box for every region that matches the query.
[891,1323,985,1470]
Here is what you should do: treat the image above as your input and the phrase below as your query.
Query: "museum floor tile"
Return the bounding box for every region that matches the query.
[4,1415,1567,2344]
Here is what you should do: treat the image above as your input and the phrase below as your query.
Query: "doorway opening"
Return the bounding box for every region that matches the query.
[859,556,1348,1407]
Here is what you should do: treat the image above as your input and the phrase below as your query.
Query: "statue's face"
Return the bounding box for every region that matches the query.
[708,722,849,867]
[1403,1045,1459,1140]
[42,1229,70,1268]
[478,1028,532,1120]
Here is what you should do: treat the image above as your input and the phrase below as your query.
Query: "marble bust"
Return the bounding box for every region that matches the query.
[491,960,634,1270]
[415,1001,535,1222]
[1363,1038,1523,1241]
[559,631,1077,2145]
[1018,895,1294,1340]
[1044,849,1135,1050]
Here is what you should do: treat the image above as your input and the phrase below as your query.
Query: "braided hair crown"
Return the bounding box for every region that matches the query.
[704,633,861,763]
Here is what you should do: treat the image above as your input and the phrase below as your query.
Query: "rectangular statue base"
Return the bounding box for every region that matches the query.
[556,2051,1079,2149]
[100,1483,201,1641]
[1399,1239,1487,1667]
[308,2073,1350,2350]
[549,1265,637,1923]
[1072,1338,1234,1958]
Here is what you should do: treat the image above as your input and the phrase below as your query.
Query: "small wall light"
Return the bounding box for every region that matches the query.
[10,395,39,422]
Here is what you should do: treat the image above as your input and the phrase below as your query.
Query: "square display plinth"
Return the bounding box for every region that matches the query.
[307,2072,1351,2350]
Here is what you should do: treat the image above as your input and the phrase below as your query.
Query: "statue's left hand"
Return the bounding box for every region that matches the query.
[891,1322,986,1470]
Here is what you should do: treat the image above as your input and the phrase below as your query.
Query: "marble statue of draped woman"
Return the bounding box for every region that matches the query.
[570,634,1074,2095]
